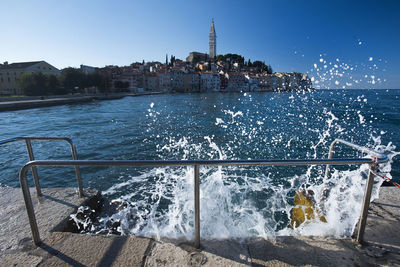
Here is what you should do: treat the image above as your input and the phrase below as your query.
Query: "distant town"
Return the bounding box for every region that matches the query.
[0,19,312,96]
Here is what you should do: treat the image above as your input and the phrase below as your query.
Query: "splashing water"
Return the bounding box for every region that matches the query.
[309,53,387,89]
[73,90,398,241]
[0,72,397,240]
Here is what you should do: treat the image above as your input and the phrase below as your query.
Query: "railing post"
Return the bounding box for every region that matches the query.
[19,166,41,245]
[70,144,84,197]
[25,139,42,197]
[194,164,200,249]
[356,163,376,243]
[324,140,337,179]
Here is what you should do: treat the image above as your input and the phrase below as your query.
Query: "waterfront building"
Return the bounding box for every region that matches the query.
[80,64,96,75]
[170,71,185,92]
[186,52,209,64]
[300,73,312,90]
[232,62,240,70]
[209,19,217,59]
[183,73,200,92]
[259,75,271,91]
[198,62,209,72]
[133,72,144,90]
[226,72,247,92]
[0,61,60,95]
[158,72,171,92]
[173,59,186,68]
[288,73,301,91]
[219,73,229,91]
[246,74,260,92]
[271,75,281,91]
[282,74,291,91]
[112,73,134,92]
[144,74,159,91]
[200,72,220,92]
[273,73,287,91]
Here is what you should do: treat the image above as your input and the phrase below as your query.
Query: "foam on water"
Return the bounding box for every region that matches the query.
[65,50,397,239]
[76,92,398,241]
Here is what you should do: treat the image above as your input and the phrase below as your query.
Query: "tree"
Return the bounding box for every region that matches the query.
[18,73,47,96]
[86,73,102,88]
[165,54,168,66]
[97,75,110,93]
[18,73,65,96]
[114,80,130,92]
[114,80,123,89]
[47,74,66,95]
[252,61,267,73]
[60,68,85,92]
[19,73,39,96]
[123,81,129,89]
[215,54,224,62]
[214,53,245,69]
[267,65,273,74]
[169,55,176,66]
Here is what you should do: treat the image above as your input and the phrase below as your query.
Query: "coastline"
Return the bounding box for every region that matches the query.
[0,92,163,112]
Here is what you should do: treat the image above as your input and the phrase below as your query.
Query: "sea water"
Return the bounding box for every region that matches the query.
[0,89,399,240]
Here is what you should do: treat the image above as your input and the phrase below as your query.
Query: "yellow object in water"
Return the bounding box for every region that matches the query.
[290,190,327,228]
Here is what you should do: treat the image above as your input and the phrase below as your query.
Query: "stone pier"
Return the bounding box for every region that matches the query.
[0,186,399,266]
[0,92,163,112]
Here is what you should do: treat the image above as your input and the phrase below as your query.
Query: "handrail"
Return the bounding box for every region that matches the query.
[324,138,388,243]
[0,136,83,197]
[325,138,387,179]
[18,142,388,248]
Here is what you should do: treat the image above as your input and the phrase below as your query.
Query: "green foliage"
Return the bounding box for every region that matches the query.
[215,53,245,65]
[267,65,273,74]
[247,59,252,67]
[252,61,265,72]
[216,54,273,73]
[18,73,64,96]
[18,68,110,96]
[60,68,86,91]
[190,54,206,65]
[88,73,109,92]
[114,80,129,91]
[18,73,42,96]
[169,55,176,66]
[60,68,110,93]
[250,61,273,74]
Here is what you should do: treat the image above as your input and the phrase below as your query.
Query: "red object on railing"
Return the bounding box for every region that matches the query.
[374,170,400,189]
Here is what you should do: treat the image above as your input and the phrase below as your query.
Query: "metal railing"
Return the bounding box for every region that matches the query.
[14,138,388,248]
[324,139,387,243]
[0,137,83,197]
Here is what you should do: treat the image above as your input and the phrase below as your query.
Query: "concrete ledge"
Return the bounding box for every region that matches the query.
[0,92,163,112]
[1,187,399,266]
[0,187,98,252]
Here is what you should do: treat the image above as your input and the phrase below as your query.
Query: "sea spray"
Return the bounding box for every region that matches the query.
[69,94,398,240]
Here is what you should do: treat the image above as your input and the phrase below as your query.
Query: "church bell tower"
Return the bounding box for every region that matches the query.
[209,19,216,59]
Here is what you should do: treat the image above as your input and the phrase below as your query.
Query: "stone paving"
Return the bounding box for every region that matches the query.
[0,186,399,266]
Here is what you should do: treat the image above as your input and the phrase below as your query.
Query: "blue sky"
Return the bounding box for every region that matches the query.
[1,0,399,88]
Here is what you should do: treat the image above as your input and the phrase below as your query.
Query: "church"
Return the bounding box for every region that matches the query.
[186,19,217,64]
